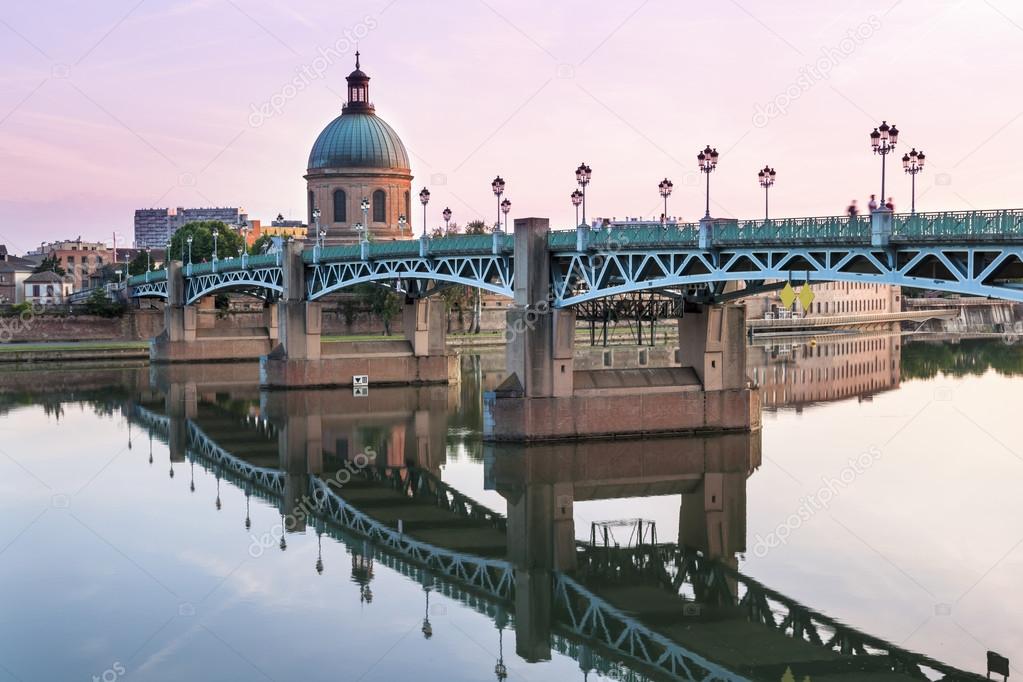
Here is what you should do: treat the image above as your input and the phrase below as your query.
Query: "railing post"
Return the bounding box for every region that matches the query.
[871,208,892,247]
[576,223,590,252]
[492,230,503,255]
[419,235,428,258]
[699,217,715,249]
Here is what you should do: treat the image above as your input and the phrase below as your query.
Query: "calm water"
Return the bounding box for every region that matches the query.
[0,334,1020,681]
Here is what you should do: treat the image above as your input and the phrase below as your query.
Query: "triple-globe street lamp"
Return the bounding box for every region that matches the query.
[869,120,899,206]
[902,148,926,214]
[757,166,777,221]
[697,146,719,219]
[658,178,673,225]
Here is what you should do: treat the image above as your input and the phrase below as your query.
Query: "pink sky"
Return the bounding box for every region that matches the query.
[2,0,1022,252]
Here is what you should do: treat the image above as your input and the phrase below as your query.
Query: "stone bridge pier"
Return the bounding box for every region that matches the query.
[150,261,277,363]
[484,217,760,441]
[260,242,458,388]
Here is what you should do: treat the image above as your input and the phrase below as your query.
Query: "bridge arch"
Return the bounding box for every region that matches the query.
[552,245,1023,306]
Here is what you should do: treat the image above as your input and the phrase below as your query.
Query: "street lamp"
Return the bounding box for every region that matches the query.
[354,222,365,242]
[442,207,452,232]
[571,189,583,227]
[491,176,505,232]
[166,240,172,266]
[398,214,407,235]
[145,247,151,272]
[500,198,511,232]
[869,120,899,206]
[902,148,925,214]
[312,207,321,244]
[212,229,219,261]
[575,163,592,225]
[658,178,673,225]
[757,166,776,221]
[697,145,719,219]
[360,197,370,234]
[318,228,326,249]
[186,235,193,264]
[419,187,430,237]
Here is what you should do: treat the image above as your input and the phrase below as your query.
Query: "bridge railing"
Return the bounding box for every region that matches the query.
[892,208,1023,241]
[127,269,168,287]
[577,544,988,681]
[717,215,871,245]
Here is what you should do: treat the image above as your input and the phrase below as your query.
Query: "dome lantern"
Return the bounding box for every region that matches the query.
[345,51,372,113]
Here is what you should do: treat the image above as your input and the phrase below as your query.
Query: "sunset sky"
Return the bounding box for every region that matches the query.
[2,0,1022,251]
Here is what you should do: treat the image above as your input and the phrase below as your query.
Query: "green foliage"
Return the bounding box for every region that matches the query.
[169,221,245,264]
[127,252,150,276]
[353,284,403,335]
[7,302,32,316]
[33,256,65,276]
[901,338,1023,380]
[464,220,490,235]
[250,234,275,255]
[82,288,126,318]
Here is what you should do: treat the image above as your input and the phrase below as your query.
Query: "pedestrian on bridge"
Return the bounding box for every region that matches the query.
[886,197,895,211]
[847,200,859,218]
[868,194,879,212]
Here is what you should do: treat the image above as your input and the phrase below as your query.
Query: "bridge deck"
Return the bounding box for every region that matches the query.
[328,476,507,558]
[591,584,922,681]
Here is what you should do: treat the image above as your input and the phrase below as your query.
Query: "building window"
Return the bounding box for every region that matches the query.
[67,256,75,265]
[308,191,315,226]
[333,189,347,223]
[32,285,40,296]
[405,191,411,225]
[372,190,386,223]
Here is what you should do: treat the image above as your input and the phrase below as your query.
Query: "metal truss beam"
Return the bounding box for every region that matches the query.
[306,255,514,300]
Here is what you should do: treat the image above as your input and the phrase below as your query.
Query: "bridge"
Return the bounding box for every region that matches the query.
[125,208,1023,441]
[124,382,991,682]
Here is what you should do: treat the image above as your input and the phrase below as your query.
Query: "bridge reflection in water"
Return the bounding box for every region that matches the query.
[119,361,986,682]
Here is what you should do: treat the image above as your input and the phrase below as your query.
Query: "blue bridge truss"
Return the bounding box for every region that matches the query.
[128,209,1023,306]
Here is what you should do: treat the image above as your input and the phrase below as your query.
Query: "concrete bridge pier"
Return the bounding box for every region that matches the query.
[484,217,760,441]
[150,261,275,363]
[261,243,458,388]
[164,381,196,463]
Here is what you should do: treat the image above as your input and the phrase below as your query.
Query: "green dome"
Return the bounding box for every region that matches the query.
[308,112,410,171]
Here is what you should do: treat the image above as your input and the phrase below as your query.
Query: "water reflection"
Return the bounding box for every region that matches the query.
[1,338,1018,681]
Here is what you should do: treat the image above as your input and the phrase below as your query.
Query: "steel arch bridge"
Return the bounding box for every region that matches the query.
[127,209,1023,306]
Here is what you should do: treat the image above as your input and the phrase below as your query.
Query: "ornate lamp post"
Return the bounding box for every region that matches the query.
[500,198,511,232]
[757,165,777,221]
[186,235,193,265]
[354,222,365,242]
[658,178,673,225]
[360,197,370,231]
[575,163,592,225]
[491,176,505,232]
[902,148,925,214]
[312,207,321,245]
[697,145,719,219]
[165,240,172,266]
[869,120,899,206]
[419,188,430,237]
[442,207,452,232]
[397,214,407,235]
[145,247,151,272]
[212,229,219,262]
[571,189,583,226]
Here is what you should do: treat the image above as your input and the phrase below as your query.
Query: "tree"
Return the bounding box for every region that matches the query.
[33,256,65,276]
[356,284,403,335]
[463,220,490,332]
[168,221,245,264]
[82,288,125,318]
[127,252,150,276]
[250,234,275,255]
